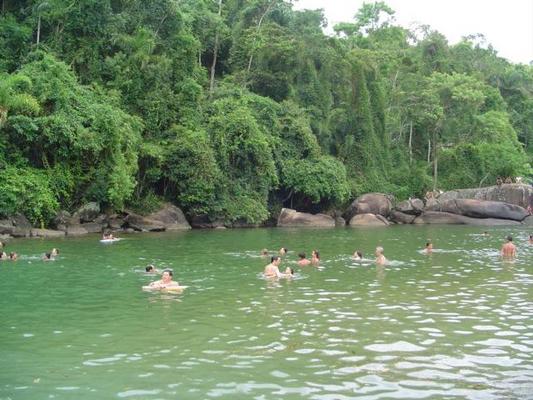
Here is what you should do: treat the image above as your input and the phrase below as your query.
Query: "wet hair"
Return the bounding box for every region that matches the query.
[162,269,173,276]
[145,265,154,272]
[271,256,281,263]
[44,253,51,259]
[52,248,59,254]
[507,235,513,242]
[9,252,16,259]
[289,268,294,275]
[298,252,306,259]
[312,250,320,259]
[426,241,432,247]
[356,251,363,258]
[376,246,384,254]
[260,248,268,255]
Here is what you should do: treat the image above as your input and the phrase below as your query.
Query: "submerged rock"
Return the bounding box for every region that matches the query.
[348,213,390,227]
[277,208,335,227]
[31,229,65,238]
[413,211,521,225]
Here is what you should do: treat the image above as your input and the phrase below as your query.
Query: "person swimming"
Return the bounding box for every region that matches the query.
[375,246,388,266]
[102,232,115,240]
[311,250,320,265]
[148,269,180,289]
[279,247,288,256]
[0,251,8,260]
[529,234,533,244]
[51,248,59,257]
[352,251,363,260]
[260,248,269,257]
[42,252,54,261]
[501,235,516,258]
[264,256,292,278]
[145,264,160,274]
[297,252,311,266]
[425,240,433,254]
[9,252,17,261]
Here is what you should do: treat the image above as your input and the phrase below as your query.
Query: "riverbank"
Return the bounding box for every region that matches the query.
[1,184,531,242]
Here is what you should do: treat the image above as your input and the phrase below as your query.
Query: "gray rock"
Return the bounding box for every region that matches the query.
[344,193,393,220]
[108,216,125,230]
[277,208,335,227]
[396,198,424,215]
[522,215,533,226]
[437,184,533,208]
[124,213,166,232]
[348,213,390,227]
[66,226,89,236]
[31,229,65,238]
[189,215,226,229]
[335,217,346,227]
[431,199,528,221]
[146,203,191,230]
[390,211,416,224]
[413,211,521,225]
[12,214,32,229]
[75,202,101,223]
[53,210,72,228]
[80,222,105,234]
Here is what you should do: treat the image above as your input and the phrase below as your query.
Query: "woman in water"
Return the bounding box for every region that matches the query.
[311,250,320,265]
[352,251,363,260]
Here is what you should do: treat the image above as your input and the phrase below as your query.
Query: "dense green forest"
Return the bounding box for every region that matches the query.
[1,0,532,226]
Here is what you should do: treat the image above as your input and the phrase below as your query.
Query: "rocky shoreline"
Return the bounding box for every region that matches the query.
[1,184,532,241]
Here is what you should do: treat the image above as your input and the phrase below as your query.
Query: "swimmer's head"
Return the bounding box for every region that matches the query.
[279,247,287,255]
[312,250,320,259]
[45,253,51,259]
[507,235,513,242]
[375,246,384,255]
[271,256,281,264]
[260,248,268,256]
[298,252,306,259]
[162,269,173,276]
[145,265,155,272]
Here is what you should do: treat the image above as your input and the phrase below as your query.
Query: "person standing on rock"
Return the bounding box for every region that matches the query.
[501,236,516,258]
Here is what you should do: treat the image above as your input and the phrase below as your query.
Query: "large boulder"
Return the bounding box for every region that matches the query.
[348,213,390,227]
[80,222,106,234]
[0,219,30,237]
[189,215,225,229]
[124,212,166,232]
[31,229,65,238]
[428,199,528,221]
[12,214,32,229]
[74,202,100,223]
[413,211,521,225]
[108,215,125,230]
[436,184,532,208]
[389,211,416,224]
[66,225,89,236]
[277,208,335,227]
[395,198,424,215]
[146,203,191,230]
[344,193,393,221]
[52,210,72,229]
[522,216,533,226]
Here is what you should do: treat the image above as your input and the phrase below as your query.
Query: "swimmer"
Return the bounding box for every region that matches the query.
[0,251,8,260]
[297,252,311,266]
[311,249,320,265]
[375,246,388,266]
[145,264,160,274]
[102,232,115,240]
[529,234,533,244]
[42,252,55,261]
[425,240,433,254]
[260,248,269,257]
[51,248,59,257]
[264,256,291,278]
[482,231,490,236]
[148,269,180,289]
[0,240,4,249]
[9,252,17,261]
[501,236,516,258]
[352,251,363,260]
[279,247,288,256]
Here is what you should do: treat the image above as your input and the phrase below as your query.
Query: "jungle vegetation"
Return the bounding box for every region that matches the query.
[0,0,531,225]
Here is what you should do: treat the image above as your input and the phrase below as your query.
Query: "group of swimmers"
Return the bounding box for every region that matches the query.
[0,241,59,262]
[261,234,531,279]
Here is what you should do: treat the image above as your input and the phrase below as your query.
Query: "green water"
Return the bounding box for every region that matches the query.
[1,226,532,400]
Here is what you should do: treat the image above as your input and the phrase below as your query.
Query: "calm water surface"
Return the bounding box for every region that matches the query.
[1,226,532,399]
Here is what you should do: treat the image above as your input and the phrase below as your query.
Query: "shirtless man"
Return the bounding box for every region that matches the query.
[310,250,320,265]
[264,256,292,278]
[297,253,311,266]
[148,269,180,289]
[501,236,516,258]
[375,246,388,266]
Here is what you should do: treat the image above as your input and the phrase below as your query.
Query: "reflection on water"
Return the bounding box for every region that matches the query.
[0,226,532,399]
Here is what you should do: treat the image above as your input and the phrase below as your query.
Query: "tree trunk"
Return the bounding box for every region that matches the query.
[37,15,41,45]
[246,0,274,77]
[427,138,431,164]
[209,0,223,96]
[432,130,438,192]
[408,121,413,164]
